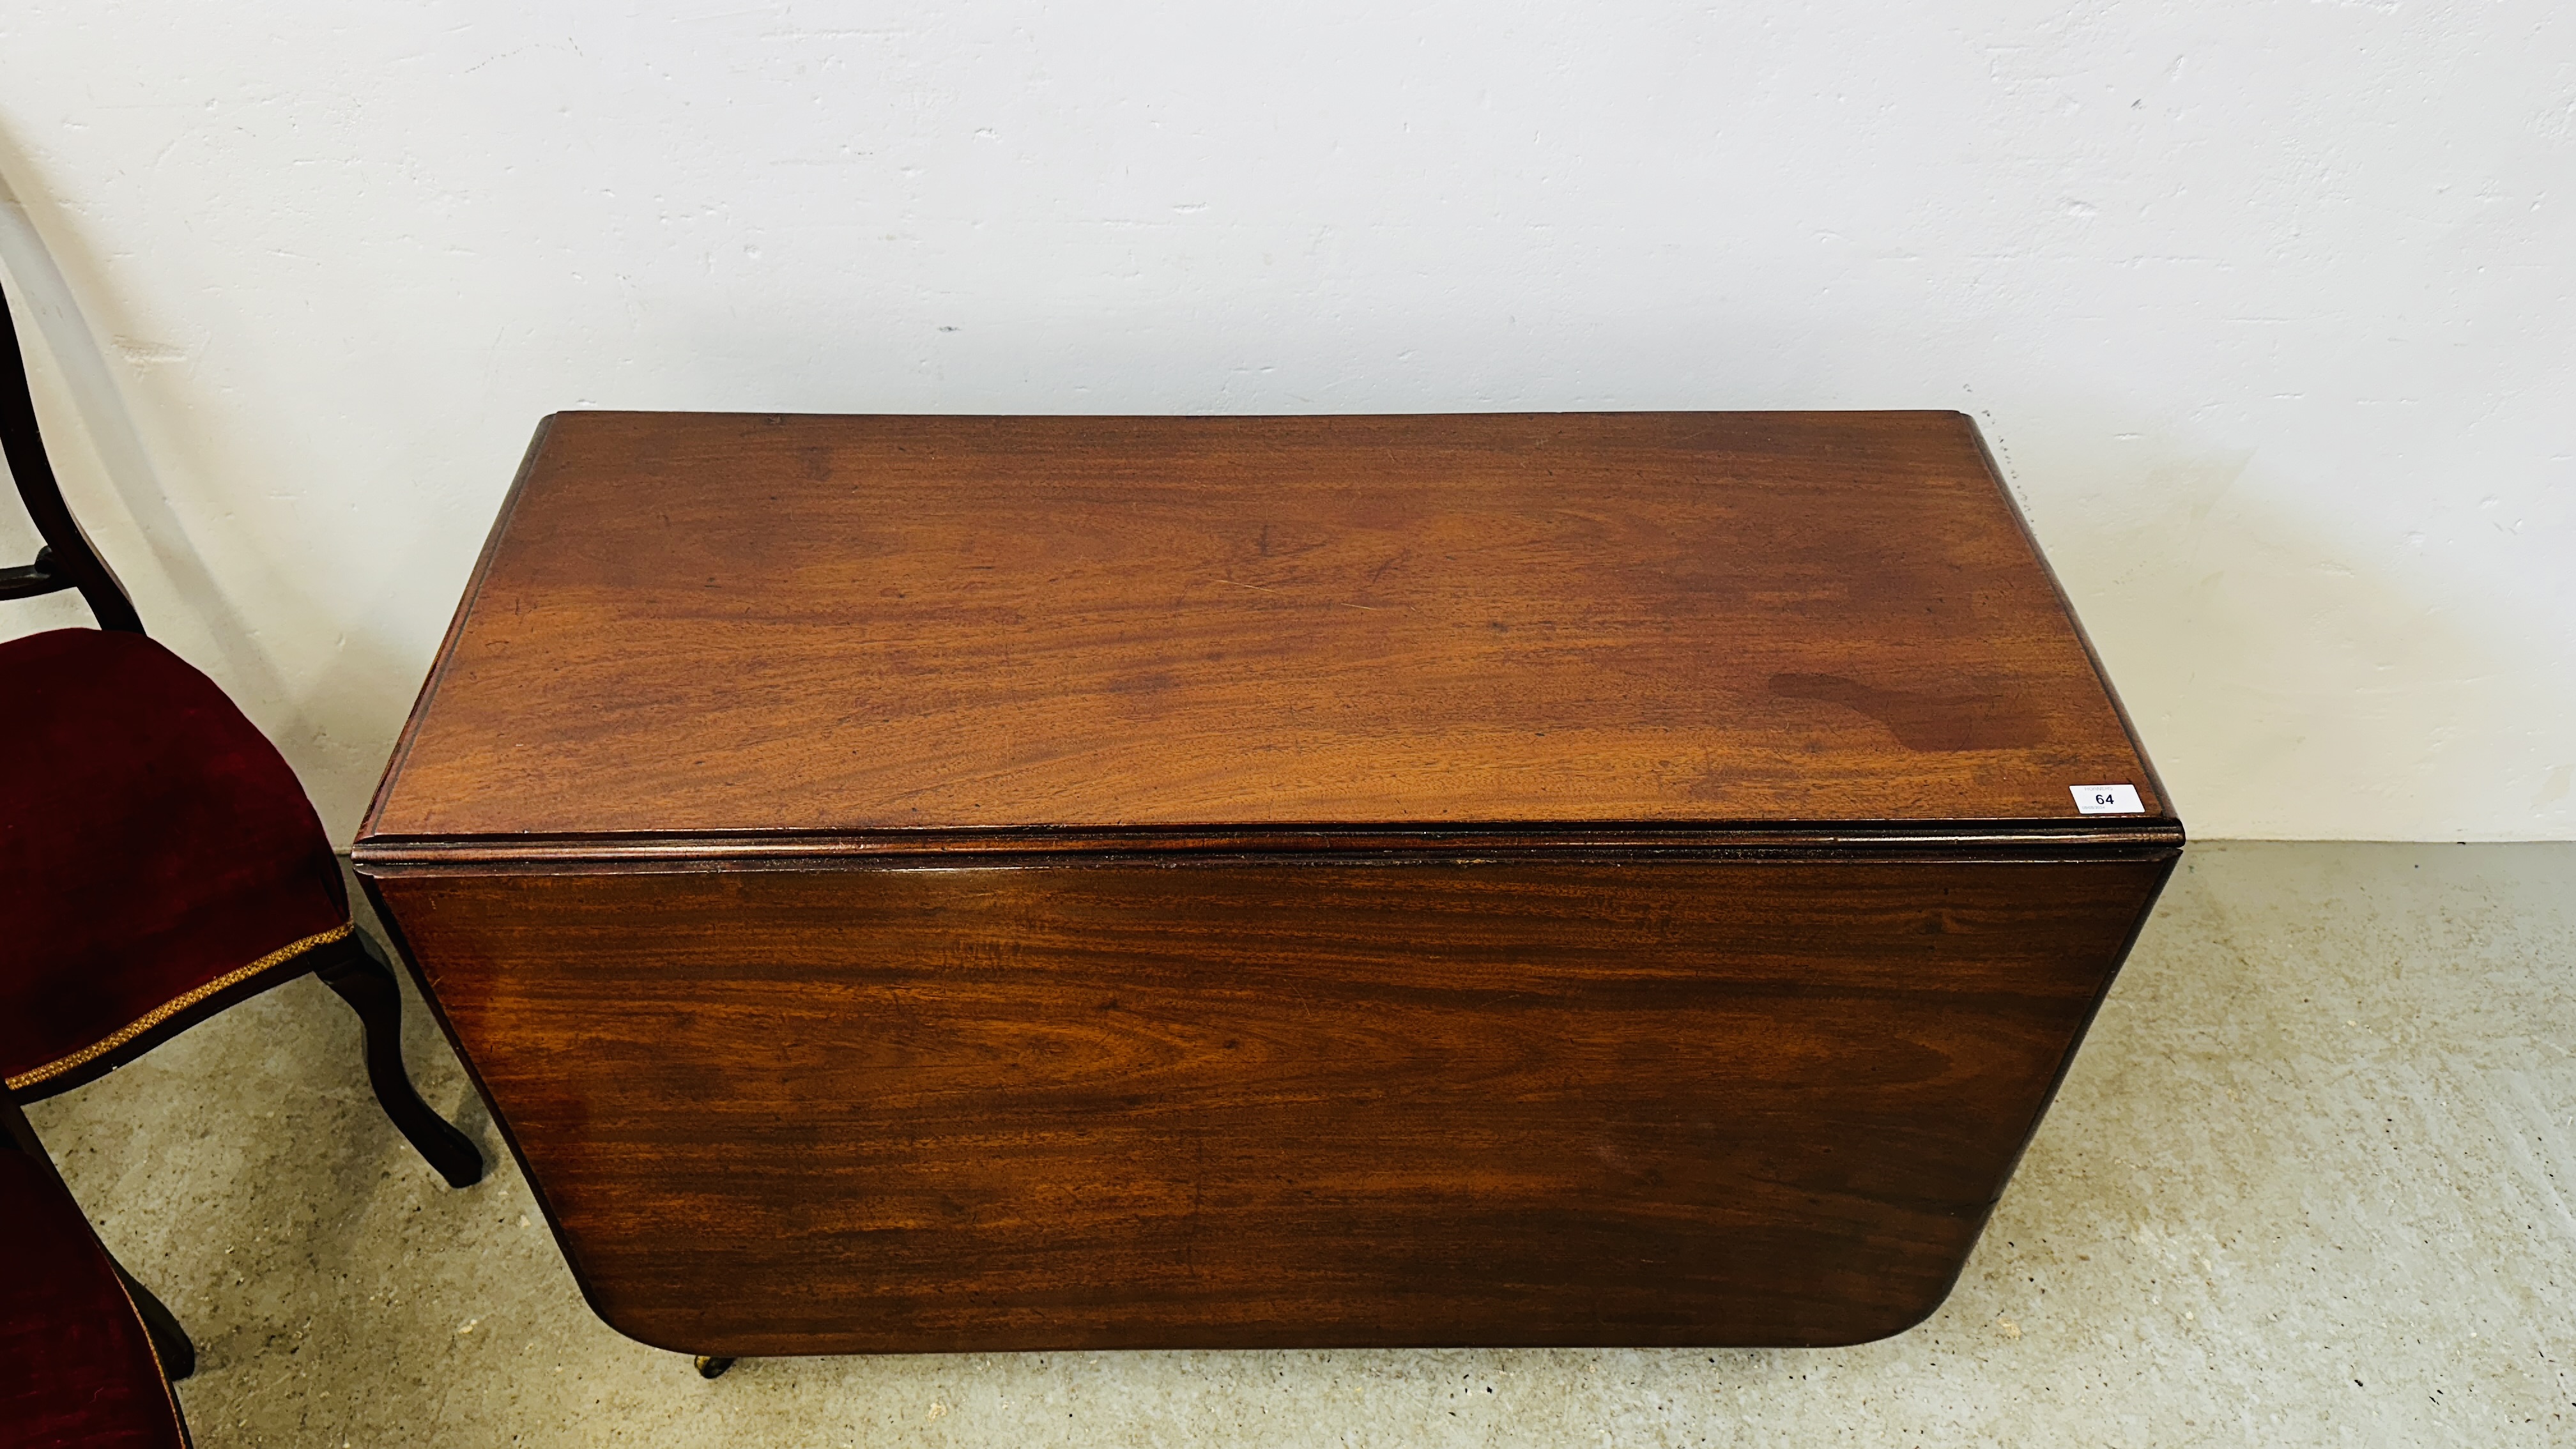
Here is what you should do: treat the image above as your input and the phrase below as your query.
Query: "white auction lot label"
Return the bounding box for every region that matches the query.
[2071,783,2145,815]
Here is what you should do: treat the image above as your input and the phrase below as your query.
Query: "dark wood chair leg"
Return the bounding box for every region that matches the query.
[109,1255,195,1382]
[694,1356,736,1379]
[314,935,486,1190]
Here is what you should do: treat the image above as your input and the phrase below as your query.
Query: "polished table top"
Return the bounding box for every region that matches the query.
[364,410,2169,857]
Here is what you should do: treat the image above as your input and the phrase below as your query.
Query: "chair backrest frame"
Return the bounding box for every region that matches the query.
[0,282,142,632]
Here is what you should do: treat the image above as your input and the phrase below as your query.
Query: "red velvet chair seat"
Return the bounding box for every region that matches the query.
[0,1128,191,1447]
[1,627,350,1092]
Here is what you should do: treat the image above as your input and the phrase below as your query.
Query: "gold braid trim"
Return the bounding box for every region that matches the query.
[106,1268,190,1420]
[5,922,353,1092]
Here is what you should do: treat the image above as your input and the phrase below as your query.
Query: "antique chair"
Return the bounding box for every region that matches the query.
[2,1092,193,1448]
[0,282,483,1380]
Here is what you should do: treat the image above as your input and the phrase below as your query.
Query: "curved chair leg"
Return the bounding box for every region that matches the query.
[315,935,486,1189]
[110,1255,196,1382]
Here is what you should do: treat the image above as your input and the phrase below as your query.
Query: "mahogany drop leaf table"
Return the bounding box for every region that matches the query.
[355,411,2179,1356]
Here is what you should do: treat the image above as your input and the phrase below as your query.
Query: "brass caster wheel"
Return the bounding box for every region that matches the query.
[694,1355,736,1379]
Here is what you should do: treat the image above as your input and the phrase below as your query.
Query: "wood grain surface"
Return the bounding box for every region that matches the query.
[374,851,2174,1354]
[358,410,2181,1353]
[362,411,2169,848]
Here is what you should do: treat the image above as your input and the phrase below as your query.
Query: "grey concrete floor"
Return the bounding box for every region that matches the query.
[25,842,2576,1446]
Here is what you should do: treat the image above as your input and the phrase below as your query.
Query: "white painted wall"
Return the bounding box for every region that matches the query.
[3,1,2570,841]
